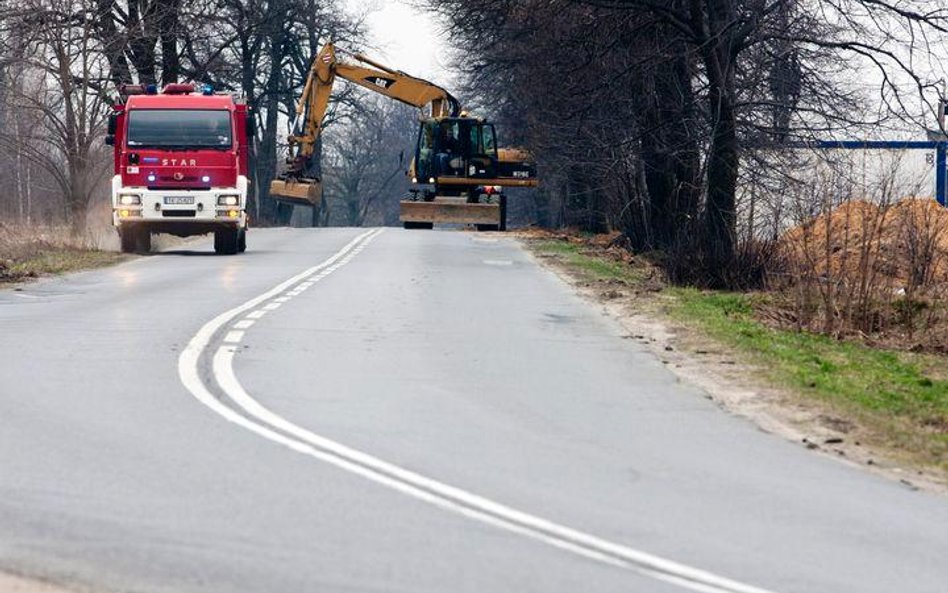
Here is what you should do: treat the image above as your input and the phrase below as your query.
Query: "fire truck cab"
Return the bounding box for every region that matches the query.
[106,83,252,255]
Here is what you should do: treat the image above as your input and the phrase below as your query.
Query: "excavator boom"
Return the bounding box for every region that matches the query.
[336,60,459,118]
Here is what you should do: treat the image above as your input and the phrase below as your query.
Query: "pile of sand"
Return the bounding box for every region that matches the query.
[780,198,948,286]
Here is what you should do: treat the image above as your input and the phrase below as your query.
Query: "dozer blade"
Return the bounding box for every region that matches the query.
[399,197,501,227]
[269,178,322,206]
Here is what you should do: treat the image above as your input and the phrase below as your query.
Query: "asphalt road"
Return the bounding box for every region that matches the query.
[1,227,946,593]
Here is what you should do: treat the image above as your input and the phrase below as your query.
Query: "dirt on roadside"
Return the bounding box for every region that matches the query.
[780,197,948,283]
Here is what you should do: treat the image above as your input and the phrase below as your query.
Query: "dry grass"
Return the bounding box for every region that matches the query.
[0,222,126,284]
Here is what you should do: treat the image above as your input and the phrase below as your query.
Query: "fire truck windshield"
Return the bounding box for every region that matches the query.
[126,109,232,149]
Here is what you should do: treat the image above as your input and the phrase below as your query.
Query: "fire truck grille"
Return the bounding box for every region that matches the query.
[162,210,196,218]
[159,175,199,182]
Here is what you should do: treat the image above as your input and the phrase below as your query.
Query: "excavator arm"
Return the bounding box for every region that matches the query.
[270,43,461,204]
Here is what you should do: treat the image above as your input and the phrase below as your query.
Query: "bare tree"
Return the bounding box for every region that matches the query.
[181,0,367,224]
[322,99,416,226]
[0,0,113,232]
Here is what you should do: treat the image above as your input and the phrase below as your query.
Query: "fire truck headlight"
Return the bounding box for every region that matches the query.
[201,175,211,183]
[118,194,141,205]
[217,195,239,206]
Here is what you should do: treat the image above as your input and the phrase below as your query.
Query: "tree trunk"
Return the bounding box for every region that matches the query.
[699,1,740,286]
[256,41,282,224]
[126,0,159,85]
[159,0,181,85]
[630,24,700,252]
[14,115,24,222]
[703,75,738,285]
[94,0,133,85]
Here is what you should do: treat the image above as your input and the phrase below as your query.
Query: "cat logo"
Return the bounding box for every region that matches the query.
[365,76,395,90]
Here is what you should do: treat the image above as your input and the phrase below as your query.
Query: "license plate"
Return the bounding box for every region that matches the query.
[164,196,194,205]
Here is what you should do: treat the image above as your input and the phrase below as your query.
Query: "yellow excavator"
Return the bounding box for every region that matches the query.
[269,43,537,230]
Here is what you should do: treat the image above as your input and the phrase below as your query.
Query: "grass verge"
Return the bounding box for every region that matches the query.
[0,226,127,284]
[530,237,948,475]
[530,240,641,282]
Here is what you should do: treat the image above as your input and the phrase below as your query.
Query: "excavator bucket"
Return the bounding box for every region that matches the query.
[399,197,505,230]
[269,178,322,207]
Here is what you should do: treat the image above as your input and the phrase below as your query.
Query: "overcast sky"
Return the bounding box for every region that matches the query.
[350,0,452,86]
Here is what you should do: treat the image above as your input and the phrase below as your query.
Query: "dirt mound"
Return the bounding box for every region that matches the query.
[780,198,948,285]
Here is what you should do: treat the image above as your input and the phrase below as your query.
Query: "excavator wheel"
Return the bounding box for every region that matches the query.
[473,195,507,232]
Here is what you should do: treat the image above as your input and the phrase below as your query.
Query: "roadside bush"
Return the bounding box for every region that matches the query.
[660,234,779,291]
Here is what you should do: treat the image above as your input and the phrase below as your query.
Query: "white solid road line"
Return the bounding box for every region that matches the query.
[177,229,781,593]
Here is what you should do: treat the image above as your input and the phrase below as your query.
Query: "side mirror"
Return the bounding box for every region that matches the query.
[105,135,115,146]
[107,113,118,135]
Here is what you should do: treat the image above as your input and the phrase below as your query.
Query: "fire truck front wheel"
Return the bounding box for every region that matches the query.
[119,226,150,254]
[119,227,136,254]
[214,227,240,255]
[135,229,151,253]
[237,228,247,253]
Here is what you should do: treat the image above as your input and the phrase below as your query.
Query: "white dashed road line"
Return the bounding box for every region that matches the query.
[223,331,244,344]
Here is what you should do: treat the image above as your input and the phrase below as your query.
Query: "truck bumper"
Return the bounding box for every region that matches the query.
[111,175,248,235]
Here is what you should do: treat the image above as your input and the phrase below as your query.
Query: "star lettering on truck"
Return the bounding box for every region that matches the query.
[160,159,198,166]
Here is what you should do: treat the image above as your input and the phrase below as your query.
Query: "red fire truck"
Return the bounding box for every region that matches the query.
[106,83,252,254]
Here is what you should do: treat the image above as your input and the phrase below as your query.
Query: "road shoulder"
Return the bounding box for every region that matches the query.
[520,233,948,495]
[0,571,84,593]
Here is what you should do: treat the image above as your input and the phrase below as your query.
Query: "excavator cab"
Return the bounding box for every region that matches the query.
[414,118,498,187]
[399,117,506,230]
[403,116,534,231]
